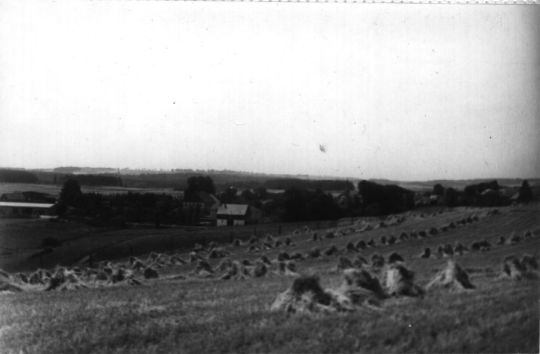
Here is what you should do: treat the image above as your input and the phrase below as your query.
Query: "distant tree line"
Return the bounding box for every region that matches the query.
[52,167,82,174]
[358,180,415,215]
[59,174,123,187]
[280,188,343,222]
[263,178,354,191]
[0,169,122,187]
[183,176,216,201]
[429,180,535,207]
[56,179,186,227]
[431,180,508,207]
[0,169,39,183]
[52,175,537,228]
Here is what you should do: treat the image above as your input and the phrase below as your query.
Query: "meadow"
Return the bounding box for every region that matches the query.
[0,203,539,353]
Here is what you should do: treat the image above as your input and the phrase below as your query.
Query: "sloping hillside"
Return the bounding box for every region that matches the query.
[0,203,538,353]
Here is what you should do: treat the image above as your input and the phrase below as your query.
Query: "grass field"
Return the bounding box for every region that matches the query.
[0,203,539,353]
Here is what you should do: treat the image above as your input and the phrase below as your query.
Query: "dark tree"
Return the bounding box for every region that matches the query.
[518,180,533,203]
[310,189,342,220]
[282,188,309,222]
[463,180,501,206]
[184,175,216,201]
[56,179,83,215]
[240,189,255,202]
[0,169,38,183]
[59,179,83,207]
[219,186,238,204]
[59,174,122,187]
[264,178,354,191]
[443,187,458,207]
[254,187,268,200]
[464,180,499,197]
[433,184,445,196]
[357,180,414,215]
[281,188,342,222]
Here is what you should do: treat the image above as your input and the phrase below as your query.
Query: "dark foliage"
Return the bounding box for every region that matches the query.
[518,180,533,203]
[281,188,343,222]
[218,186,238,204]
[464,180,499,196]
[184,176,216,202]
[264,178,354,191]
[443,187,459,207]
[58,179,83,213]
[0,169,38,183]
[60,174,123,187]
[462,180,510,206]
[358,180,414,215]
[432,184,445,196]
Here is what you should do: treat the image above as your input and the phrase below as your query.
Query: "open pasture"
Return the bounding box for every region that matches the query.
[0,203,539,353]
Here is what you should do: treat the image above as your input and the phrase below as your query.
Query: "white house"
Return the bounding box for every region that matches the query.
[216,203,261,226]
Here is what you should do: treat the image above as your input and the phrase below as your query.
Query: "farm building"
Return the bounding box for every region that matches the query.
[216,203,262,226]
[0,201,55,218]
[1,191,56,204]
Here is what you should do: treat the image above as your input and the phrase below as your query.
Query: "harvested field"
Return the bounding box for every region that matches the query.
[0,203,539,353]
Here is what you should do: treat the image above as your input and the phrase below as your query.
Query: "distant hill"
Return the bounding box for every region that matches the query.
[391,179,540,192]
[53,167,118,174]
[1,166,538,192]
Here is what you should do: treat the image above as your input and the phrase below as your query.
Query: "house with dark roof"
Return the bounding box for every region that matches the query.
[216,203,262,226]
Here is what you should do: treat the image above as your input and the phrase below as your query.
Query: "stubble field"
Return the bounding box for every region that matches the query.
[0,203,539,353]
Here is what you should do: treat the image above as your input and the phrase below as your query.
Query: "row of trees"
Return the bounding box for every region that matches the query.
[55,178,351,225]
[57,180,191,226]
[0,169,39,183]
[56,176,536,227]
[431,180,533,207]
[263,178,354,191]
[358,181,415,215]
[279,189,343,222]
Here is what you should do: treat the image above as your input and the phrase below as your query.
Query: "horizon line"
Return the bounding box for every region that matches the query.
[0,165,538,184]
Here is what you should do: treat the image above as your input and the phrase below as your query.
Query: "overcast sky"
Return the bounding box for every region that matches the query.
[0,1,538,180]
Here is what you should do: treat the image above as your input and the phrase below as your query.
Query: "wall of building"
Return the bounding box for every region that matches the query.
[217,219,228,227]
[0,206,44,218]
[216,217,247,227]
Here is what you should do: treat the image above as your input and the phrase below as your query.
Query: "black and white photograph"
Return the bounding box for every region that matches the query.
[0,0,539,353]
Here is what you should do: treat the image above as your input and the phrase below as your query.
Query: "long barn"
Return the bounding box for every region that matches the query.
[0,201,55,218]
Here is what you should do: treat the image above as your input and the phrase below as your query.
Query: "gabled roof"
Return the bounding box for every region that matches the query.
[217,203,249,216]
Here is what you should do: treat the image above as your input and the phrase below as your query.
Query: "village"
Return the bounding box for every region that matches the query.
[0,170,533,229]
